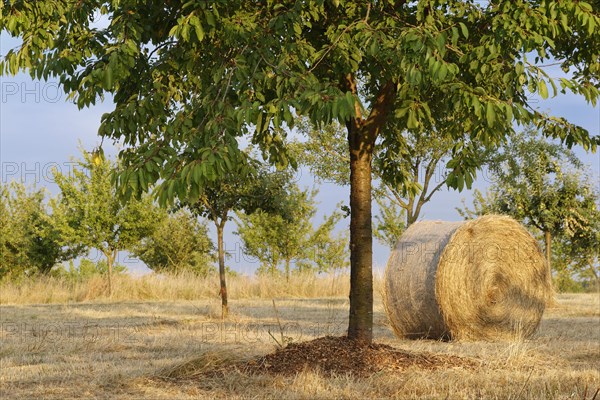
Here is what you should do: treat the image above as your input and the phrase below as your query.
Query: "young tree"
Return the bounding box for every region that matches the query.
[186,163,291,317]
[3,1,598,343]
[565,196,600,289]
[303,213,350,273]
[55,258,127,281]
[373,197,407,249]
[52,150,159,296]
[1,183,35,278]
[236,185,347,279]
[132,209,214,276]
[552,228,600,292]
[0,182,81,279]
[457,127,600,282]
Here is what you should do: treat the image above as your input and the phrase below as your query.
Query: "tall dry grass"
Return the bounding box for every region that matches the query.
[0,271,370,304]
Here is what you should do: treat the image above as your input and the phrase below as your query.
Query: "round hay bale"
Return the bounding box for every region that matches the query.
[384,215,551,341]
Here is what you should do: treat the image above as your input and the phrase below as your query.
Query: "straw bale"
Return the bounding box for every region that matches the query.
[384,215,551,341]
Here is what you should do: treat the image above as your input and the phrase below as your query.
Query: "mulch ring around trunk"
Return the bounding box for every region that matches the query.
[207,336,477,378]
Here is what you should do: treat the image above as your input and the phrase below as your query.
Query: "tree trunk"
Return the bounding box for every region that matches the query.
[217,223,229,318]
[545,230,552,279]
[347,133,374,344]
[343,77,395,345]
[285,258,291,282]
[406,208,417,227]
[106,250,115,298]
[588,256,599,281]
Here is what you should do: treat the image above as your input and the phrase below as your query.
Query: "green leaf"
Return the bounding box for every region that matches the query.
[204,10,216,27]
[438,64,448,81]
[486,102,496,127]
[456,174,464,191]
[194,23,204,41]
[181,24,190,41]
[505,104,513,122]
[560,13,569,31]
[256,113,264,133]
[188,15,205,41]
[588,14,596,35]
[395,107,409,119]
[346,91,355,113]
[293,23,302,36]
[465,172,473,189]
[459,22,469,39]
[407,108,418,129]
[472,96,482,117]
[538,80,549,99]
[103,67,113,90]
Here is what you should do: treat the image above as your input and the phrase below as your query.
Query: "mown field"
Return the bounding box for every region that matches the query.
[0,275,598,399]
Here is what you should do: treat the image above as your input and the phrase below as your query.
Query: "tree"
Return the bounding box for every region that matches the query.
[302,212,350,274]
[1,183,35,278]
[3,1,598,344]
[565,192,600,289]
[132,209,214,276]
[1,183,36,278]
[51,150,159,296]
[186,163,291,317]
[457,127,600,285]
[292,118,459,248]
[551,233,599,292]
[373,197,406,249]
[0,182,80,279]
[293,118,456,228]
[236,185,347,278]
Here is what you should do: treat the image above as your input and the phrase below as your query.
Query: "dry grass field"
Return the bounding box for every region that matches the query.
[0,275,598,399]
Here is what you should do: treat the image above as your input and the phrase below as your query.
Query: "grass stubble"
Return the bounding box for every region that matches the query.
[0,274,598,399]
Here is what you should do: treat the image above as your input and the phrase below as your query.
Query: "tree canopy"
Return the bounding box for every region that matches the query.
[132,209,215,275]
[0,182,82,279]
[51,150,159,295]
[2,1,598,195]
[185,162,296,317]
[457,126,600,287]
[235,185,347,278]
[2,0,599,343]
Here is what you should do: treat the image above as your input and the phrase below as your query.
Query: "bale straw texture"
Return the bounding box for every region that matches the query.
[384,215,552,341]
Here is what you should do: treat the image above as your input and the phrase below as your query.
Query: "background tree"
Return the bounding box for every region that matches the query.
[51,150,159,296]
[565,194,600,290]
[294,118,457,228]
[301,212,350,274]
[0,182,81,279]
[1,183,34,279]
[132,209,214,276]
[3,1,598,344]
[458,127,600,286]
[186,163,292,317]
[236,185,346,279]
[373,198,406,249]
[552,209,600,291]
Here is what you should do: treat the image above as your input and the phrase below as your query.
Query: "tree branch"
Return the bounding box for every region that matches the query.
[378,184,408,209]
[424,179,447,204]
[362,80,397,144]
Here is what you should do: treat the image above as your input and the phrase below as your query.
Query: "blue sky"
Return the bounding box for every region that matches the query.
[1,33,598,275]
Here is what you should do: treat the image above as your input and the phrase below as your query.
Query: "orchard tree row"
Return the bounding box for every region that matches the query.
[3,125,597,296]
[0,150,350,299]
